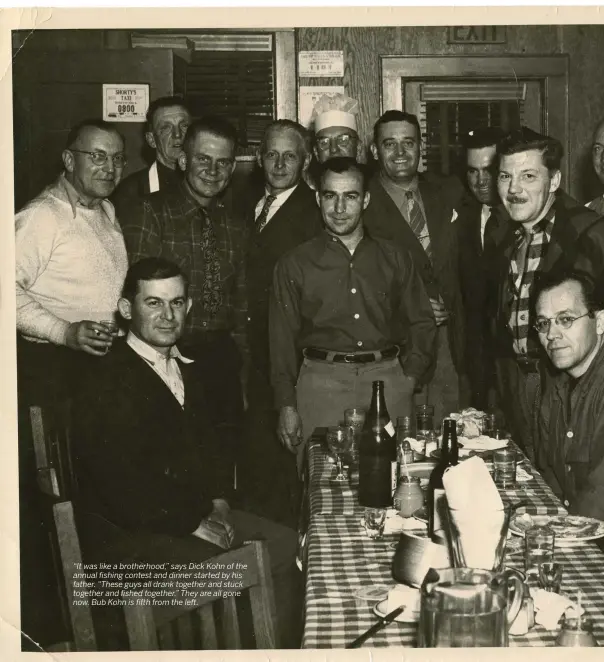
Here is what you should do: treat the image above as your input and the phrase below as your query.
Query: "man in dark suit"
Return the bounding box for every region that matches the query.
[72,257,301,648]
[111,96,192,223]
[244,119,323,524]
[487,127,604,461]
[456,127,508,411]
[363,110,466,423]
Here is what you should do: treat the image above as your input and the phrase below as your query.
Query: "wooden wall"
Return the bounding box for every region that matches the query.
[298,25,604,201]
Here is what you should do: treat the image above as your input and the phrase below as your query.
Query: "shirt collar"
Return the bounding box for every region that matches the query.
[126,330,194,365]
[181,180,223,215]
[263,184,298,206]
[379,171,419,195]
[59,173,105,217]
[514,203,556,240]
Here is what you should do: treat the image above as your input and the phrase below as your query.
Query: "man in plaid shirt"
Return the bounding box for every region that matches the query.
[121,116,248,487]
[487,128,604,461]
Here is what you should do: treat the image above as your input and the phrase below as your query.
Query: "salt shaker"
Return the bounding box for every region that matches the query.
[509,582,535,636]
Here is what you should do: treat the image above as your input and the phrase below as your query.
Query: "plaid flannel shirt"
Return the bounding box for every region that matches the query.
[121,182,248,356]
[508,208,555,356]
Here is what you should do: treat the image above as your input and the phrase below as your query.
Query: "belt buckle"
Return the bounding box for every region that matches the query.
[343,353,356,363]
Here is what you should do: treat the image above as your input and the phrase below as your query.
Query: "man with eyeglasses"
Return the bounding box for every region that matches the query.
[533,270,604,521]
[311,93,361,163]
[487,127,604,462]
[363,110,466,424]
[112,96,192,223]
[121,116,248,496]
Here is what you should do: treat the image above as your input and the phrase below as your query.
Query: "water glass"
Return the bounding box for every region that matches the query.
[396,415,414,441]
[524,525,555,576]
[415,404,434,437]
[363,507,386,539]
[481,413,497,437]
[493,448,517,488]
[344,408,366,464]
[538,562,563,593]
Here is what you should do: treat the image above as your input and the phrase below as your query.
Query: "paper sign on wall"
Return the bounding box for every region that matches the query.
[299,85,345,129]
[103,84,149,122]
[299,51,344,78]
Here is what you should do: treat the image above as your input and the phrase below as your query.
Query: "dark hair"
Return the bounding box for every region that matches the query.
[373,110,421,146]
[122,258,189,303]
[533,269,604,314]
[183,116,238,153]
[497,127,563,173]
[65,119,123,149]
[462,126,506,151]
[145,96,192,132]
[260,119,312,155]
[317,157,369,192]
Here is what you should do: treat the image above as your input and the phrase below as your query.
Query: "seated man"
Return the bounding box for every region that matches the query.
[72,257,301,648]
[534,269,604,520]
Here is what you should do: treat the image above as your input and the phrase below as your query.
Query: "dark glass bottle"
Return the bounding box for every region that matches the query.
[359,381,397,507]
[427,417,459,537]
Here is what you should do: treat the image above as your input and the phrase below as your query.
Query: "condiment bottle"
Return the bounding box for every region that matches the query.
[393,475,424,518]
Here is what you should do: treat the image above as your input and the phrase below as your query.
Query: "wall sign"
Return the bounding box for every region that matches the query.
[102,84,149,122]
[299,51,344,78]
[298,85,345,128]
[448,26,507,44]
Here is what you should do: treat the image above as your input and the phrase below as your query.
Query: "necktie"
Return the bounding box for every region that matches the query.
[199,208,223,317]
[482,206,493,252]
[255,194,277,233]
[405,190,431,260]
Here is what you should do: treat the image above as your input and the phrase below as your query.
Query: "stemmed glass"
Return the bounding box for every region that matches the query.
[326,426,353,482]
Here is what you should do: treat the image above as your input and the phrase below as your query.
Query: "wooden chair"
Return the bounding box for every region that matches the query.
[123,541,279,650]
[29,403,97,652]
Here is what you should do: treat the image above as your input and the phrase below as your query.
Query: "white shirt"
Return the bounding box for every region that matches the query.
[480,204,492,249]
[254,185,299,228]
[126,331,193,407]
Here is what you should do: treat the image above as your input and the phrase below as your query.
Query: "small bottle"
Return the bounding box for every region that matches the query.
[359,381,397,508]
[427,417,459,537]
[397,438,415,477]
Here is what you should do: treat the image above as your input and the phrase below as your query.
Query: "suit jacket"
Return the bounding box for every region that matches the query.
[72,339,232,537]
[363,173,466,377]
[456,195,511,408]
[247,182,323,376]
[487,191,604,359]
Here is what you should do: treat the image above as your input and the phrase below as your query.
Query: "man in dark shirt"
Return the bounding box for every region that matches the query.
[121,116,248,488]
[270,157,436,471]
[112,96,192,223]
[72,257,301,647]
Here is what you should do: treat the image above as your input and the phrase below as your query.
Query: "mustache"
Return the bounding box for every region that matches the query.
[507,195,527,204]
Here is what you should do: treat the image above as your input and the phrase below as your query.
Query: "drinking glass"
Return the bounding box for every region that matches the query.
[363,507,386,539]
[415,404,434,438]
[493,448,517,488]
[482,413,497,437]
[344,408,366,465]
[100,319,119,354]
[524,525,555,576]
[538,562,563,593]
[326,426,352,482]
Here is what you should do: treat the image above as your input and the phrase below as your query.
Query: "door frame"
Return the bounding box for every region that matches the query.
[380,55,570,190]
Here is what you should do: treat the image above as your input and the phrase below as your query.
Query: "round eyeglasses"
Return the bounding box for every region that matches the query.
[316,134,356,150]
[533,311,593,334]
[70,150,127,168]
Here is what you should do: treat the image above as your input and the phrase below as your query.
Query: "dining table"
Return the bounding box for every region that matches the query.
[300,429,604,648]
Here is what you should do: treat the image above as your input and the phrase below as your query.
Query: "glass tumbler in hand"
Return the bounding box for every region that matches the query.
[326,426,353,482]
[100,319,119,354]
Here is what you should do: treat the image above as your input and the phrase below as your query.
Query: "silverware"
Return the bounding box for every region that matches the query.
[346,605,405,648]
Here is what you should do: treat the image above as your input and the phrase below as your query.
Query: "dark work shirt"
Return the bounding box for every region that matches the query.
[121,182,248,355]
[269,230,436,408]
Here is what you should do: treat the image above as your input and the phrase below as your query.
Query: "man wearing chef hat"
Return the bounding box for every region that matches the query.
[311,93,361,163]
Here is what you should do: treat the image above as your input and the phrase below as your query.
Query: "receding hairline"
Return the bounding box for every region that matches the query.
[183,128,236,153]
[70,124,123,148]
[149,103,191,125]
[264,124,308,147]
[593,119,604,141]
[374,119,420,141]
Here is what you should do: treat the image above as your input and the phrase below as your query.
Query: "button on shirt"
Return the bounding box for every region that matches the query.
[126,331,193,407]
[254,185,299,227]
[269,231,436,409]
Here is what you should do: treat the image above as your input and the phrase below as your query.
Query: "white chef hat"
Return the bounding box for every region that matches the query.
[311,93,359,134]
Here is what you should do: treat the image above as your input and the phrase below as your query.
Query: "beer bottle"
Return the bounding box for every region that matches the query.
[359,381,397,507]
[427,417,459,537]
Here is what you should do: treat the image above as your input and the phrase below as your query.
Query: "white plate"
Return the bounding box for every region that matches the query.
[509,513,604,544]
[374,596,420,624]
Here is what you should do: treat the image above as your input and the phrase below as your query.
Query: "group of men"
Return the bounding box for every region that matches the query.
[14,89,604,647]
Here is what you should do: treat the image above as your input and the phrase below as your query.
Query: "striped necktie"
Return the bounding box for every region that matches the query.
[405,190,431,260]
[255,194,277,233]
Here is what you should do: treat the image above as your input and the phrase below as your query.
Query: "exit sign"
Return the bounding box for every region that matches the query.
[448,26,507,44]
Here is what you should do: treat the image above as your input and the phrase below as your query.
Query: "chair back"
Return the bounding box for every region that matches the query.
[123,541,279,650]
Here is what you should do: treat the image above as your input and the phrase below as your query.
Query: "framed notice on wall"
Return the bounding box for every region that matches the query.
[102,84,149,122]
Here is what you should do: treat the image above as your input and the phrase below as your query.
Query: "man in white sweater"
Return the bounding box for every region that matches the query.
[16,118,129,403]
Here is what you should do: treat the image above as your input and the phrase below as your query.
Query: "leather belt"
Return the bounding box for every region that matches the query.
[516,356,540,374]
[303,346,399,364]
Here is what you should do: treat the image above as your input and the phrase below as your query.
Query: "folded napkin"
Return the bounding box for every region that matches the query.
[384,510,422,534]
[516,466,533,482]
[386,584,421,621]
[533,589,584,630]
[459,435,509,451]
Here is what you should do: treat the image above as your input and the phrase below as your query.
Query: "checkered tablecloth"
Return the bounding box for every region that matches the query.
[302,437,604,649]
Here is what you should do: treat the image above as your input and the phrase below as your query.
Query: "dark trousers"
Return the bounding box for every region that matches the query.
[180,332,244,494]
[495,357,540,462]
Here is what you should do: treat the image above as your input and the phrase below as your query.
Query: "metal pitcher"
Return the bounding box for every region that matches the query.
[418,567,524,647]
